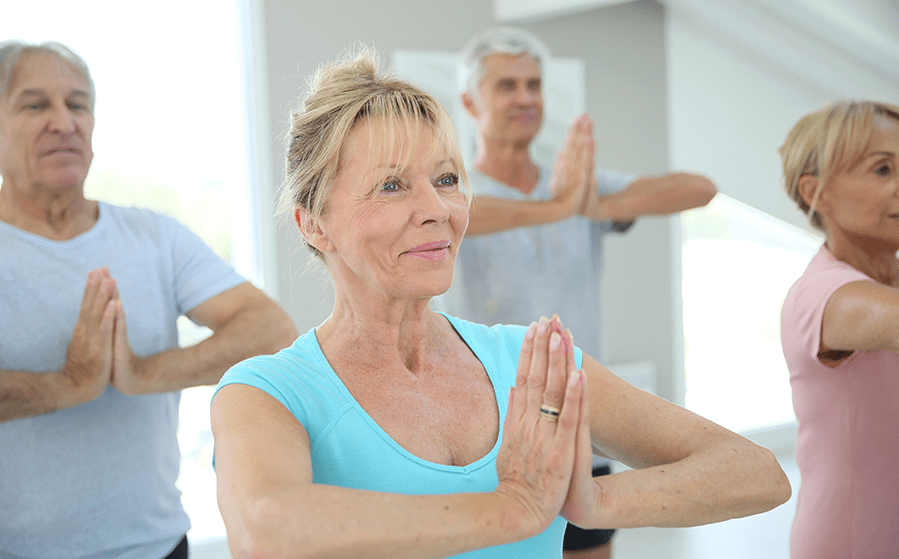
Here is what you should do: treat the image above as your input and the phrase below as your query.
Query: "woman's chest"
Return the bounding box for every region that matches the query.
[342,358,500,467]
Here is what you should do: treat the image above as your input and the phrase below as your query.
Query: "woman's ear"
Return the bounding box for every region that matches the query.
[295,207,333,253]
[797,174,830,216]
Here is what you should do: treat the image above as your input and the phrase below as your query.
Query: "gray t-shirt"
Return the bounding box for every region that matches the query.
[436,166,635,361]
[0,202,245,559]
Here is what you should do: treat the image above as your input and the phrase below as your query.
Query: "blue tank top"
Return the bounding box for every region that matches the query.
[216,313,580,558]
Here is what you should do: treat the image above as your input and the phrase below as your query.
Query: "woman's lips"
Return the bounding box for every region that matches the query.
[404,241,451,260]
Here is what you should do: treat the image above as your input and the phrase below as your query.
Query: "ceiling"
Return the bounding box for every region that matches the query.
[494,0,899,89]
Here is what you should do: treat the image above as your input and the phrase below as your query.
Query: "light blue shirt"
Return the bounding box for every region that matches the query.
[435,166,635,361]
[0,202,245,559]
[216,313,582,558]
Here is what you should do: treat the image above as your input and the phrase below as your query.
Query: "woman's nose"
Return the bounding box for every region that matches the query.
[414,181,451,225]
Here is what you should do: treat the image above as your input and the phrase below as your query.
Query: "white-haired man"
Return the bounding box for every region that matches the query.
[438,27,717,559]
[0,40,297,558]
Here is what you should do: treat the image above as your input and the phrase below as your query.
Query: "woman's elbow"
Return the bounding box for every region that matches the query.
[227,496,306,559]
[747,444,792,513]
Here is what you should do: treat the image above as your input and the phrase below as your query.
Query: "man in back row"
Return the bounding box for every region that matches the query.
[0,40,297,558]
[438,27,717,559]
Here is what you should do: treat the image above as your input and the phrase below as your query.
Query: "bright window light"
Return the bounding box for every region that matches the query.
[681,194,822,433]
[2,0,252,543]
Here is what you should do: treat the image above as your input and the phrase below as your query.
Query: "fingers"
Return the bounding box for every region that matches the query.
[113,299,128,347]
[495,316,585,530]
[512,321,537,421]
[62,270,118,405]
[514,315,577,427]
[111,300,142,395]
[525,317,553,416]
[551,114,595,213]
[539,323,567,419]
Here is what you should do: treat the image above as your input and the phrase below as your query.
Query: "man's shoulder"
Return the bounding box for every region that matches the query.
[98,202,188,236]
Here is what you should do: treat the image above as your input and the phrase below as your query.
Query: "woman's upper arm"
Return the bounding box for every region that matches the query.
[821,280,899,354]
[581,354,741,469]
[211,383,313,540]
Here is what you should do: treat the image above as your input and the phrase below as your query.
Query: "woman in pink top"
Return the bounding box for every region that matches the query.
[780,100,899,559]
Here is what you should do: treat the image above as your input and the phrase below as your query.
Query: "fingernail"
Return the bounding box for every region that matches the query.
[538,317,548,334]
[550,332,561,349]
[568,369,581,387]
[525,322,537,340]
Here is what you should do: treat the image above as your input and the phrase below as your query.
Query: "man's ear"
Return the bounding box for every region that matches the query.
[461,91,479,119]
[295,207,333,253]
[797,174,830,215]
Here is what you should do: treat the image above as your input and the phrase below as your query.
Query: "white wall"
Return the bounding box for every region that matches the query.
[666,0,899,228]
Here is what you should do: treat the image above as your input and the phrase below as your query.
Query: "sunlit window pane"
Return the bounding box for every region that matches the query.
[682,194,821,433]
[2,0,249,544]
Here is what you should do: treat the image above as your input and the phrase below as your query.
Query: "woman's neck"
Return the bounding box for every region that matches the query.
[826,233,899,286]
[316,288,446,375]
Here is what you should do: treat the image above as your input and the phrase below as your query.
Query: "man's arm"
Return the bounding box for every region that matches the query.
[465,115,595,237]
[111,282,298,395]
[581,173,717,223]
[465,196,574,237]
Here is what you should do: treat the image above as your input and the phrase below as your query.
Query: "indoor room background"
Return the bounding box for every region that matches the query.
[3,0,897,557]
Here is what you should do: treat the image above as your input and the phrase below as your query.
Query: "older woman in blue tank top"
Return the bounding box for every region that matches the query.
[211,48,791,559]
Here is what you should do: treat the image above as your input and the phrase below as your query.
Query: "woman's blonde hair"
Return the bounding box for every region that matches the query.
[282,47,469,258]
[780,100,899,230]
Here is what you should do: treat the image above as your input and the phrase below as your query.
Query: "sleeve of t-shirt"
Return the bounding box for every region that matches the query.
[595,168,638,233]
[212,349,320,471]
[782,259,874,365]
[158,214,246,315]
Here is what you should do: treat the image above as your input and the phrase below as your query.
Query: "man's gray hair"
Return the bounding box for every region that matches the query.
[458,27,550,97]
[0,40,95,106]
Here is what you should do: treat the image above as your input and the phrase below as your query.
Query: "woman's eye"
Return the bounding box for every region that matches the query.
[875,164,892,176]
[436,174,459,187]
[381,180,400,192]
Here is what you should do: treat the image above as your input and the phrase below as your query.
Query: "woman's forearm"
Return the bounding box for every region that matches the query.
[587,438,790,530]
[224,483,534,559]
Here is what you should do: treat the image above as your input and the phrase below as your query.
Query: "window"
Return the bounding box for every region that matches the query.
[681,194,822,433]
[2,0,254,543]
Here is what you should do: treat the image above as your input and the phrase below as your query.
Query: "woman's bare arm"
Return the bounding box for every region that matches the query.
[562,354,791,530]
[820,280,899,354]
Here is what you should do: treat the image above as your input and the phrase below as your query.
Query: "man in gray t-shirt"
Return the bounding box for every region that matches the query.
[441,27,717,559]
[0,40,297,559]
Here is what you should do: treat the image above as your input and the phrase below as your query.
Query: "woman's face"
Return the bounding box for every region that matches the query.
[820,115,899,250]
[313,117,469,303]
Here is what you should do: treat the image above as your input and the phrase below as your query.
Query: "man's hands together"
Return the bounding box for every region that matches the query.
[58,267,145,405]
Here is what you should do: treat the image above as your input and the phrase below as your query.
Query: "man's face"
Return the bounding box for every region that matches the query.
[0,51,94,194]
[464,53,543,147]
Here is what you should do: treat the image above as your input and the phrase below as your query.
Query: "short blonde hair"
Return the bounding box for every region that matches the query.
[780,100,899,230]
[282,47,469,258]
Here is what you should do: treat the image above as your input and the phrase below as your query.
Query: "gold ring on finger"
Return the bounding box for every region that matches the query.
[539,404,561,422]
